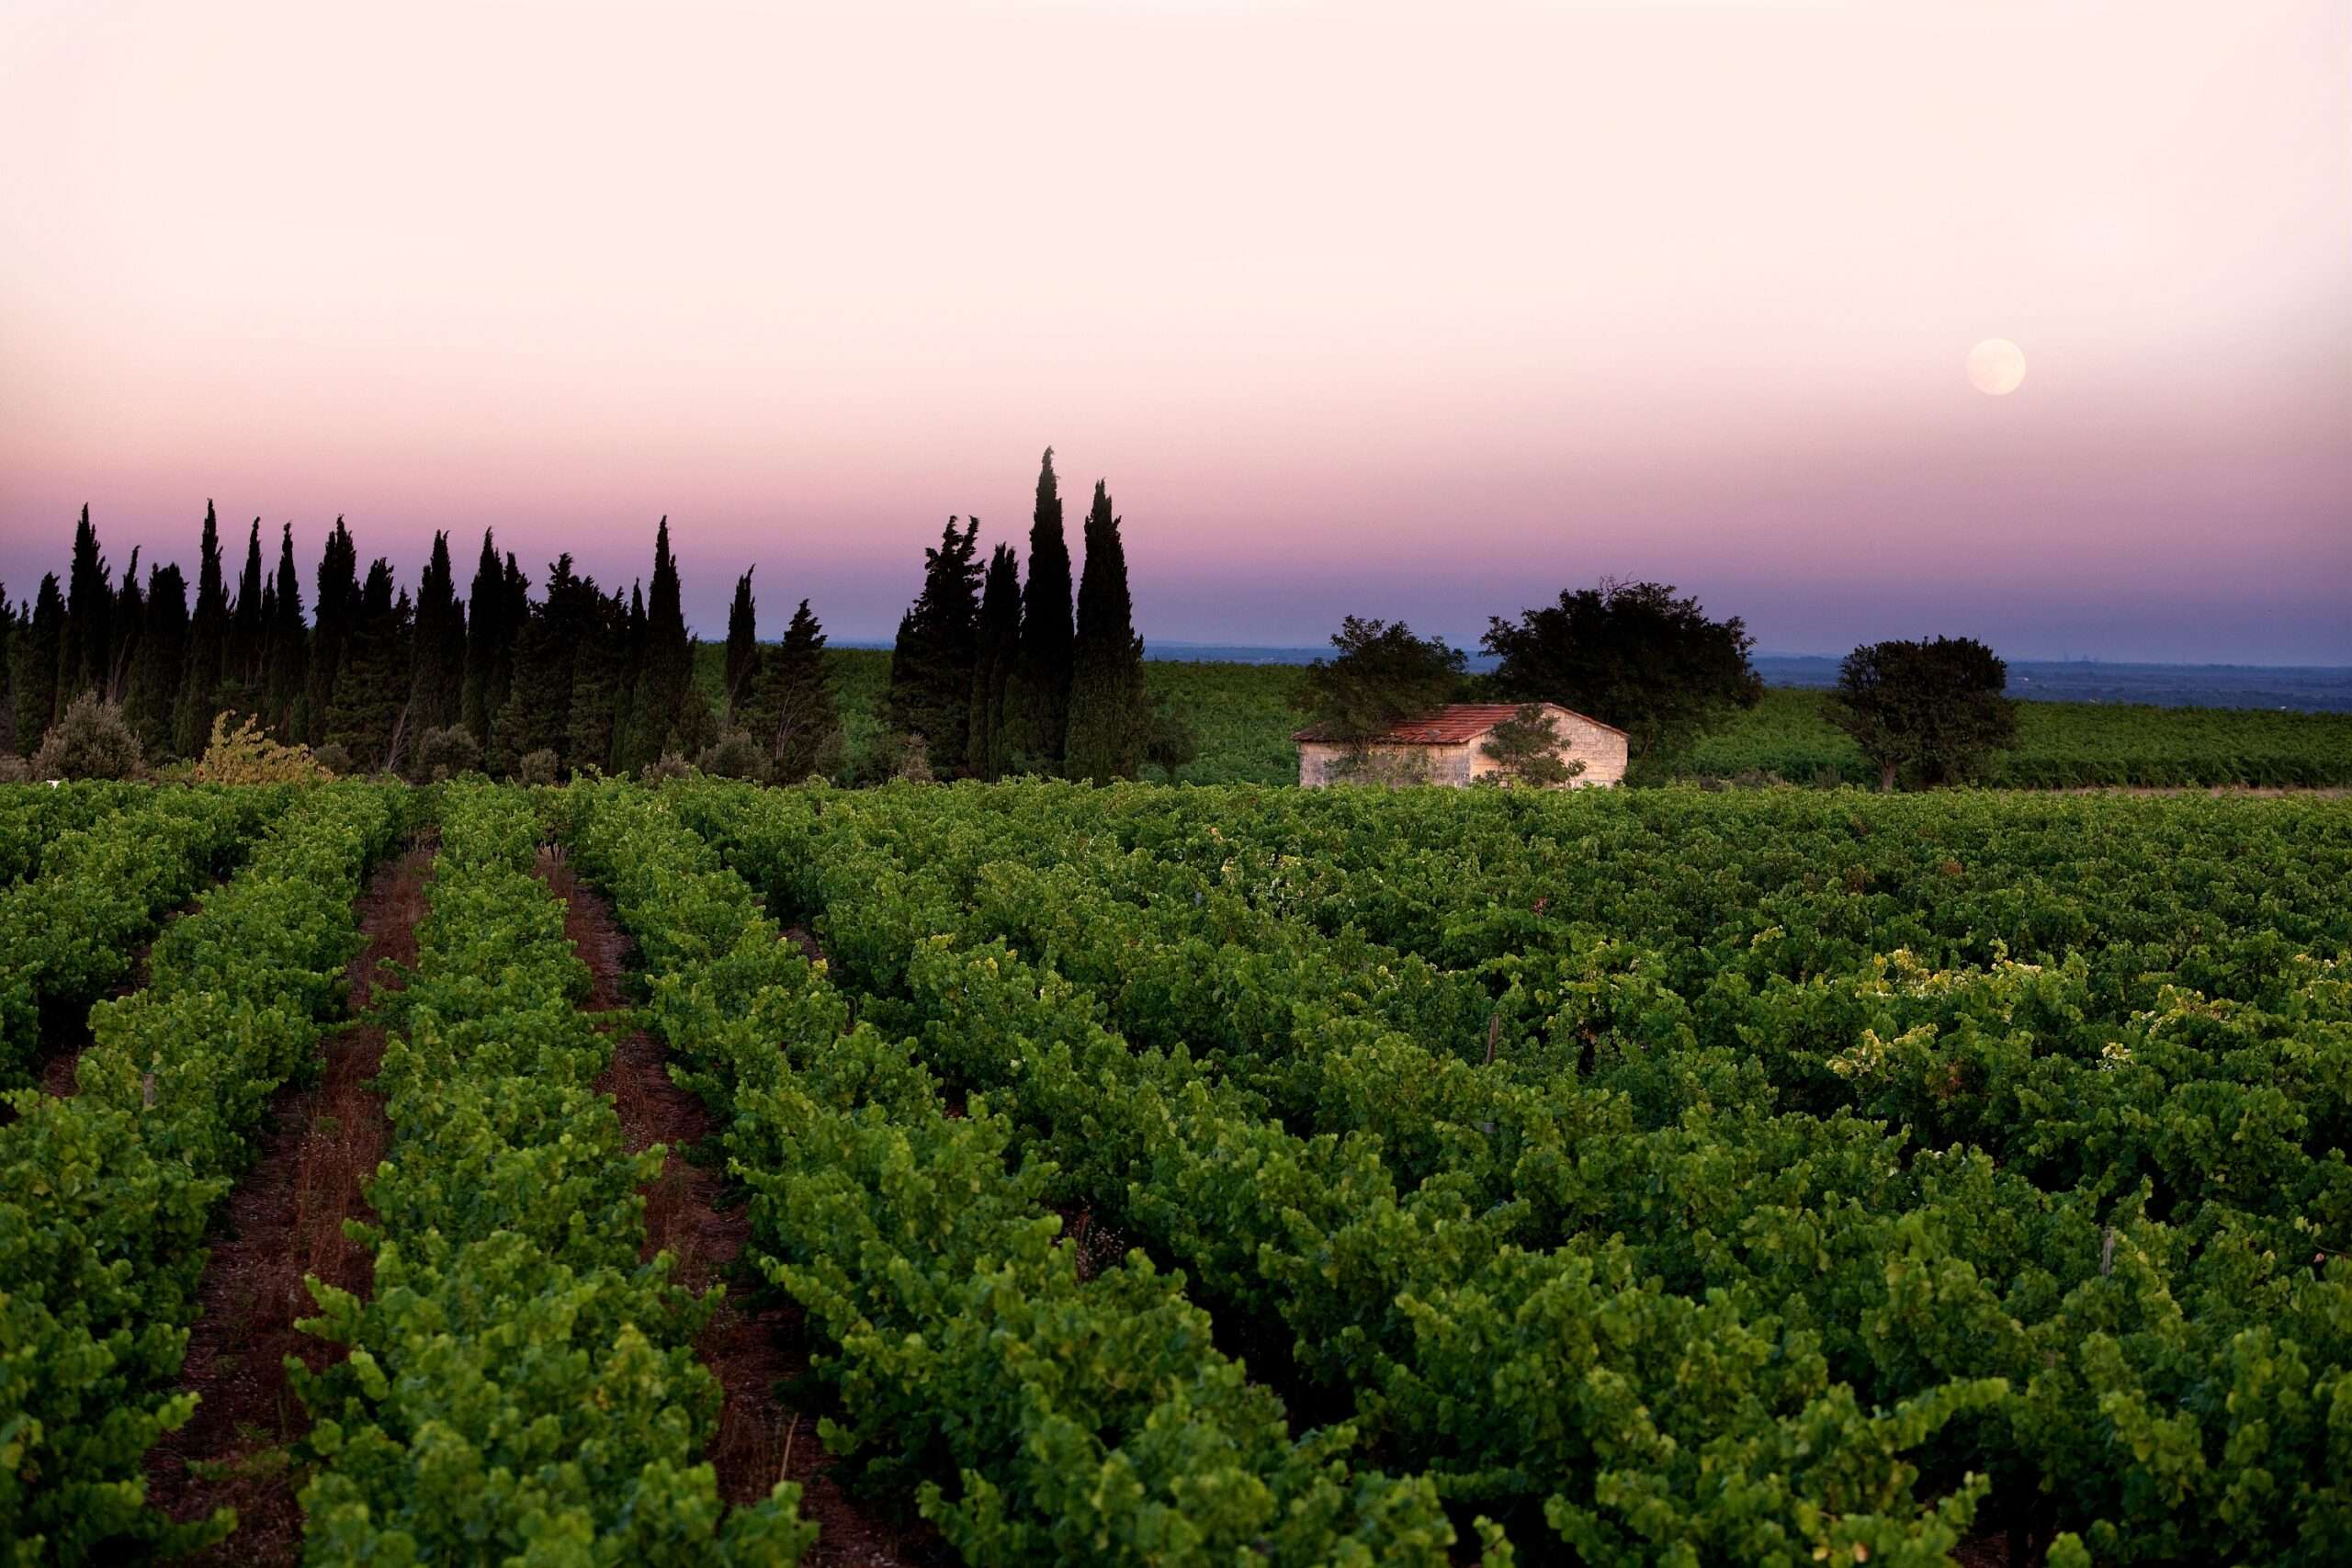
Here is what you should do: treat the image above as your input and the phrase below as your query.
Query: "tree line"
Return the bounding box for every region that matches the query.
[0,446,1187,785]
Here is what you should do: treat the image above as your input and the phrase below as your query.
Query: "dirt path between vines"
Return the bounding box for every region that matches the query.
[145,840,437,1566]
[541,853,923,1567]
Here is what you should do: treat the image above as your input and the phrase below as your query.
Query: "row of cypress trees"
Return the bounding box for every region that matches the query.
[0,506,839,780]
[884,449,1154,782]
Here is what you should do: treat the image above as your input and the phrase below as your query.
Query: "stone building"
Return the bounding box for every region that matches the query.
[1292,702,1628,788]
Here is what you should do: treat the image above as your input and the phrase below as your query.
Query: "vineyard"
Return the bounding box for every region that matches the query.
[1,778,2347,1563]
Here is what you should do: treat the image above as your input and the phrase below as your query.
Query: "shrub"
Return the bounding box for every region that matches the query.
[413,725,482,784]
[891,732,934,784]
[310,743,355,778]
[696,729,768,783]
[641,750,694,784]
[0,756,28,784]
[31,694,144,782]
[187,713,333,784]
[516,749,562,786]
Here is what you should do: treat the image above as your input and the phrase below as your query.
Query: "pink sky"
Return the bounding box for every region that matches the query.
[3,0,2346,660]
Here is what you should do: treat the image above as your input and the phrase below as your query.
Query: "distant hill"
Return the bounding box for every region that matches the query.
[1752,657,2352,714]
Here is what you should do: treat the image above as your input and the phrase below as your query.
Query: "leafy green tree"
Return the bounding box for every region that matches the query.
[1483,578,1759,759]
[1478,703,1582,786]
[15,574,64,750]
[1065,481,1148,784]
[1013,447,1074,766]
[887,517,984,775]
[1828,636,2019,791]
[722,568,758,719]
[174,502,230,757]
[967,544,1021,780]
[409,529,467,734]
[1295,615,1467,744]
[127,563,188,759]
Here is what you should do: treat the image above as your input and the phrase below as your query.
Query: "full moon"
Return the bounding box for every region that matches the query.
[1966,338,2028,395]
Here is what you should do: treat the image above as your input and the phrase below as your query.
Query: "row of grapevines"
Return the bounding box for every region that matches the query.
[0,781,404,1563]
[682,780,2352,1563]
[0,786,288,1087]
[565,782,1501,1567]
[0,783,145,888]
[689,785,2011,1563]
[289,784,810,1563]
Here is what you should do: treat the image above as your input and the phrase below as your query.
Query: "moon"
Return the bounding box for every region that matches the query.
[1966,338,2027,396]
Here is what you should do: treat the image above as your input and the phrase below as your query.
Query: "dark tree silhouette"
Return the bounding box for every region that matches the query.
[305,518,359,745]
[723,568,758,719]
[1065,479,1148,784]
[264,522,308,735]
[409,529,467,734]
[1829,636,2019,791]
[128,562,188,759]
[174,502,229,756]
[887,516,984,776]
[1295,616,1467,743]
[1484,579,1759,759]
[1014,447,1075,767]
[968,542,1021,780]
[62,506,110,703]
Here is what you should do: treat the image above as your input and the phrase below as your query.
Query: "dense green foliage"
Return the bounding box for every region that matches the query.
[1485,580,1762,758]
[676,779,2352,1564]
[0,783,401,1562]
[1685,686,2352,789]
[567,783,1500,1565]
[1828,637,2020,791]
[0,785,285,1087]
[293,784,808,1562]
[1293,618,1468,745]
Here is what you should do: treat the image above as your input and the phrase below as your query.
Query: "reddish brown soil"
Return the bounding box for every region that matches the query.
[144,841,436,1566]
[540,852,923,1566]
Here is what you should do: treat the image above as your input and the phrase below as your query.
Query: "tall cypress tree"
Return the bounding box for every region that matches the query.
[624,518,693,767]
[305,518,359,745]
[62,506,111,703]
[325,559,413,772]
[752,598,842,782]
[722,568,757,721]
[128,563,188,759]
[175,502,230,756]
[17,575,65,752]
[409,530,466,733]
[227,516,266,706]
[1065,479,1147,784]
[1014,448,1075,767]
[492,555,591,775]
[108,547,145,709]
[0,587,16,757]
[264,522,308,735]
[886,517,984,776]
[461,530,513,743]
[968,543,1022,781]
[563,584,630,775]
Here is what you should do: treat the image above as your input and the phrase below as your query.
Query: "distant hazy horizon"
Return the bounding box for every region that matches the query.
[4,0,2346,662]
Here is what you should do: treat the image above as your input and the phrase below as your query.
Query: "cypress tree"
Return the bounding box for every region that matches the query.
[754,598,842,782]
[563,584,630,775]
[492,556,592,776]
[410,530,466,733]
[128,563,188,759]
[1065,479,1147,784]
[722,568,757,720]
[175,502,230,756]
[229,517,266,696]
[886,517,984,776]
[107,547,146,708]
[968,543,1022,781]
[62,506,111,703]
[265,522,308,735]
[305,518,359,744]
[0,587,15,757]
[1014,448,1075,766]
[625,518,693,767]
[460,530,518,743]
[325,559,413,772]
[17,576,65,753]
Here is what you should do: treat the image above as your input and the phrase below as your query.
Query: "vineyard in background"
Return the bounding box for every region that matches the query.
[773,651,2352,788]
[1,776,2346,1562]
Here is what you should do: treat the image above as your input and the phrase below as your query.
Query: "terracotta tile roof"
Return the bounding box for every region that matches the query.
[1292,702,1627,745]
